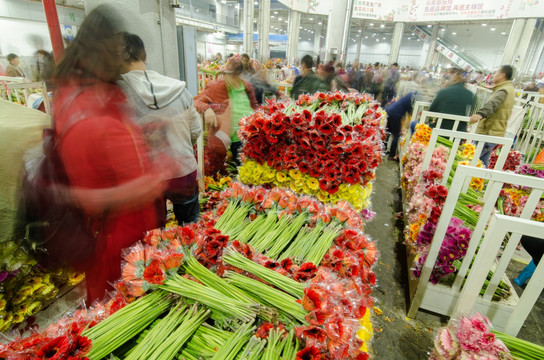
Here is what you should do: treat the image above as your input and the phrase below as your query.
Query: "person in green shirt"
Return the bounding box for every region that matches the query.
[428,67,475,132]
[194,55,259,172]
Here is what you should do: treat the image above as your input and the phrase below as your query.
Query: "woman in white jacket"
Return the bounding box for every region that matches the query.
[118,33,202,225]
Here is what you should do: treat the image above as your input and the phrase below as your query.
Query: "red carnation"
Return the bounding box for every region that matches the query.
[143,260,166,285]
[294,262,318,281]
[296,346,322,360]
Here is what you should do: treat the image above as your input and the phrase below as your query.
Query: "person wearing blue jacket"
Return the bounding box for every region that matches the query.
[385,92,416,160]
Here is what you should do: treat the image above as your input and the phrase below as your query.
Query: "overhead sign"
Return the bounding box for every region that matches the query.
[352,0,397,21]
[279,0,544,21]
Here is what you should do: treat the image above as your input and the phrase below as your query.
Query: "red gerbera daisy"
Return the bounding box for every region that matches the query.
[296,346,322,360]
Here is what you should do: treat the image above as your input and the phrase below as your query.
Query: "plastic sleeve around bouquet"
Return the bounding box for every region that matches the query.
[428,313,511,360]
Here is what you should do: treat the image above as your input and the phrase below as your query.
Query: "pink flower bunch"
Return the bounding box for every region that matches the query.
[413,217,472,283]
[429,313,511,360]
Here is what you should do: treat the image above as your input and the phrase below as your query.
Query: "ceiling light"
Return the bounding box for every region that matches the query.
[427,24,432,28]
[407,37,411,40]
[254,1,258,4]
[482,23,487,26]
[411,33,415,35]
[278,17,282,20]
[501,32,507,35]
[376,39,379,42]
[380,24,385,28]
[271,15,274,18]
[358,29,362,32]
[452,32,456,35]
[365,36,368,38]
[382,37,386,39]
[417,39,420,41]
[440,28,445,31]
[318,22,322,25]
[309,17,313,20]
[274,11,278,14]
[491,27,496,31]
[369,23,374,26]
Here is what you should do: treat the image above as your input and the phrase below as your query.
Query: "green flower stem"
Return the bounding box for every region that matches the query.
[158,274,258,322]
[222,247,305,298]
[225,271,307,324]
[83,290,173,360]
[267,212,308,259]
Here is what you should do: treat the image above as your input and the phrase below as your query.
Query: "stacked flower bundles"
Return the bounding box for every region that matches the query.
[238,93,386,211]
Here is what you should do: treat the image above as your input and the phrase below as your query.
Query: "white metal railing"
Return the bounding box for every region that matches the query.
[419,111,474,133]
[514,101,544,163]
[419,129,513,186]
[407,165,544,325]
[399,101,431,162]
[0,80,50,114]
[451,214,544,335]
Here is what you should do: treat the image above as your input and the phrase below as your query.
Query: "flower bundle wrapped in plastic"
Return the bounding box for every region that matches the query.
[0,263,84,333]
[429,313,512,360]
[238,94,385,210]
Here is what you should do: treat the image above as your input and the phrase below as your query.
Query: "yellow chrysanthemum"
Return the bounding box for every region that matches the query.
[68,271,85,286]
[288,169,302,180]
[276,172,288,182]
[26,301,42,316]
[307,178,320,191]
[0,298,6,312]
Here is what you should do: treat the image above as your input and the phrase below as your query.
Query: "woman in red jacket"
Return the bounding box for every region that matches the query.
[52,6,167,302]
[194,55,259,175]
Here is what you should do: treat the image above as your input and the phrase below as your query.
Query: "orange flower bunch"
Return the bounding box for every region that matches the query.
[411,123,432,146]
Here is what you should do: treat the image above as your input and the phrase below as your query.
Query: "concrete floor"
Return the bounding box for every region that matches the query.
[366,159,544,360]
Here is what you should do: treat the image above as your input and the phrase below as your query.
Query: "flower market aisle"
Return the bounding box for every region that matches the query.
[368,159,544,359]
[364,159,445,359]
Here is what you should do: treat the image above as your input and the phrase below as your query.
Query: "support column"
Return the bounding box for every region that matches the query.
[83,0,180,78]
[243,0,254,55]
[355,22,364,64]
[324,0,353,63]
[502,19,526,65]
[388,22,404,65]
[513,18,537,72]
[286,9,301,65]
[42,0,64,62]
[424,25,439,69]
[216,1,226,25]
[257,0,270,63]
[527,22,544,76]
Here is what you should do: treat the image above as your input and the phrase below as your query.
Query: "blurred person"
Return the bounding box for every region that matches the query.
[370,62,383,100]
[6,53,26,78]
[290,55,327,100]
[240,53,255,81]
[33,50,55,86]
[524,81,539,93]
[336,62,349,84]
[194,55,259,174]
[470,65,515,167]
[321,62,349,92]
[214,52,224,65]
[385,92,417,161]
[51,5,168,302]
[427,67,475,132]
[118,33,202,225]
[382,62,400,106]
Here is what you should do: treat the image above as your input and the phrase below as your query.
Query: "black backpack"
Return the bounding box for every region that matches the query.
[23,119,99,272]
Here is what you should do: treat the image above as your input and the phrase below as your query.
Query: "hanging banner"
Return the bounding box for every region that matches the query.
[352,0,398,21]
[279,0,544,20]
[435,42,474,71]
[277,0,330,15]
